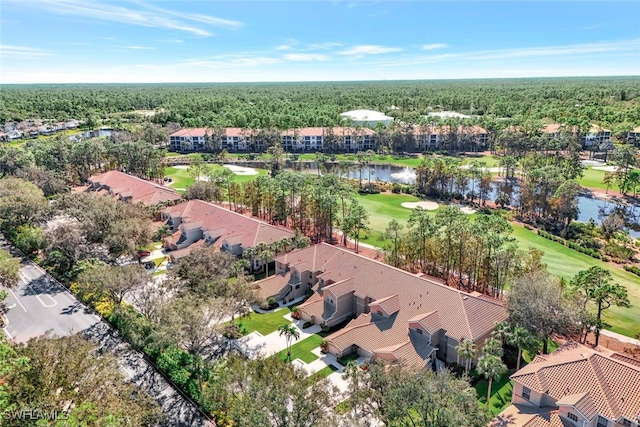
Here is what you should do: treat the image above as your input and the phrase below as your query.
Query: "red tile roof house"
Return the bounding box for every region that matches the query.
[492,341,640,427]
[85,170,182,207]
[161,199,296,263]
[254,243,508,369]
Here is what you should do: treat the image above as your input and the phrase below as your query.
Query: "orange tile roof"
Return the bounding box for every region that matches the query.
[87,170,181,206]
[522,411,572,427]
[254,273,291,300]
[279,243,507,367]
[163,200,295,251]
[370,294,400,316]
[170,128,208,138]
[511,342,640,421]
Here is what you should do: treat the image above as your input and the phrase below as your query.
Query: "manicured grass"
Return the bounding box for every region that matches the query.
[235,307,292,336]
[579,166,619,192]
[277,334,325,363]
[164,165,268,191]
[354,192,424,241]
[308,364,339,382]
[511,225,640,337]
[297,153,424,168]
[474,372,514,416]
[337,353,360,366]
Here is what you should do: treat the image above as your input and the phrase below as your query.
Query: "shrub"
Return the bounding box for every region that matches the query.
[291,311,301,320]
[302,321,313,329]
[391,182,402,194]
[524,224,533,230]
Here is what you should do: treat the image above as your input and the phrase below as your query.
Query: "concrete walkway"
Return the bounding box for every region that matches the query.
[235,316,321,358]
[600,329,640,346]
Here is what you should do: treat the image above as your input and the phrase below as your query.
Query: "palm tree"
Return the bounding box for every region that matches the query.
[476,354,507,407]
[482,337,504,358]
[278,323,300,362]
[508,325,530,371]
[491,321,511,345]
[258,250,273,276]
[456,338,477,374]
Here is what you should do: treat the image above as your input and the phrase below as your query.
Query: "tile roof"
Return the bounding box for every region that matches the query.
[370,294,400,316]
[281,243,507,367]
[522,411,572,427]
[511,342,640,421]
[254,273,291,300]
[163,199,295,251]
[87,170,181,206]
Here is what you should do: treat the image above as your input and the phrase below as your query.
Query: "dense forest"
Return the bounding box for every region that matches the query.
[2,78,640,134]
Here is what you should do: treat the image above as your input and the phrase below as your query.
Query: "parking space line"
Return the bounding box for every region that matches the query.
[8,289,27,312]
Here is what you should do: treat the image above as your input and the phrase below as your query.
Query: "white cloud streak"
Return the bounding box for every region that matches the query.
[421,43,449,51]
[283,53,329,62]
[338,45,402,55]
[18,0,242,37]
[0,45,52,59]
[121,45,155,50]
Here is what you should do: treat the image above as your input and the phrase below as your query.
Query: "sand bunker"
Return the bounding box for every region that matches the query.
[459,206,477,214]
[401,201,439,210]
[591,165,618,172]
[223,164,259,175]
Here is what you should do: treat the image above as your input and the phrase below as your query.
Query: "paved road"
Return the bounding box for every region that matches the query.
[0,239,212,427]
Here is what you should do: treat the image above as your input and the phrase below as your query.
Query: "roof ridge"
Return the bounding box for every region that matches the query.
[590,354,620,418]
[459,292,474,341]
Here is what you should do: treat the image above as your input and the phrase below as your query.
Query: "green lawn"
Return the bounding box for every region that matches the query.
[235,307,292,336]
[277,334,325,363]
[578,166,618,192]
[297,153,424,168]
[307,364,339,383]
[354,192,425,245]
[164,165,267,191]
[474,373,514,416]
[511,225,640,337]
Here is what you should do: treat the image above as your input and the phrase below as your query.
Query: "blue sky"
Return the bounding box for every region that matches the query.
[1,1,639,83]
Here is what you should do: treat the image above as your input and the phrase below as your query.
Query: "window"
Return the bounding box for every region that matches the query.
[567,413,578,422]
[522,386,530,400]
[416,328,423,335]
[376,310,384,316]
[295,284,300,289]
[621,419,632,427]
[597,416,608,427]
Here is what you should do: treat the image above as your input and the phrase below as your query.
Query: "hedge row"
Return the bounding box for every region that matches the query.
[537,230,609,262]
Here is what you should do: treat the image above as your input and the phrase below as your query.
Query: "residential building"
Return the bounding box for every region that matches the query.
[413,124,489,151]
[582,125,612,148]
[255,243,507,368]
[161,199,295,263]
[493,341,640,427]
[627,127,640,147]
[339,109,394,127]
[85,170,181,206]
[170,128,208,152]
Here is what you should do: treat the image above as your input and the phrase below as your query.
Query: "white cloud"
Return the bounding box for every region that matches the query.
[276,40,298,50]
[283,53,329,62]
[121,45,155,50]
[466,39,640,61]
[0,45,52,59]
[421,43,449,51]
[179,55,281,68]
[17,0,243,37]
[338,45,402,55]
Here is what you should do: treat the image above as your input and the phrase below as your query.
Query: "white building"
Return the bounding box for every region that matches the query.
[340,109,393,127]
